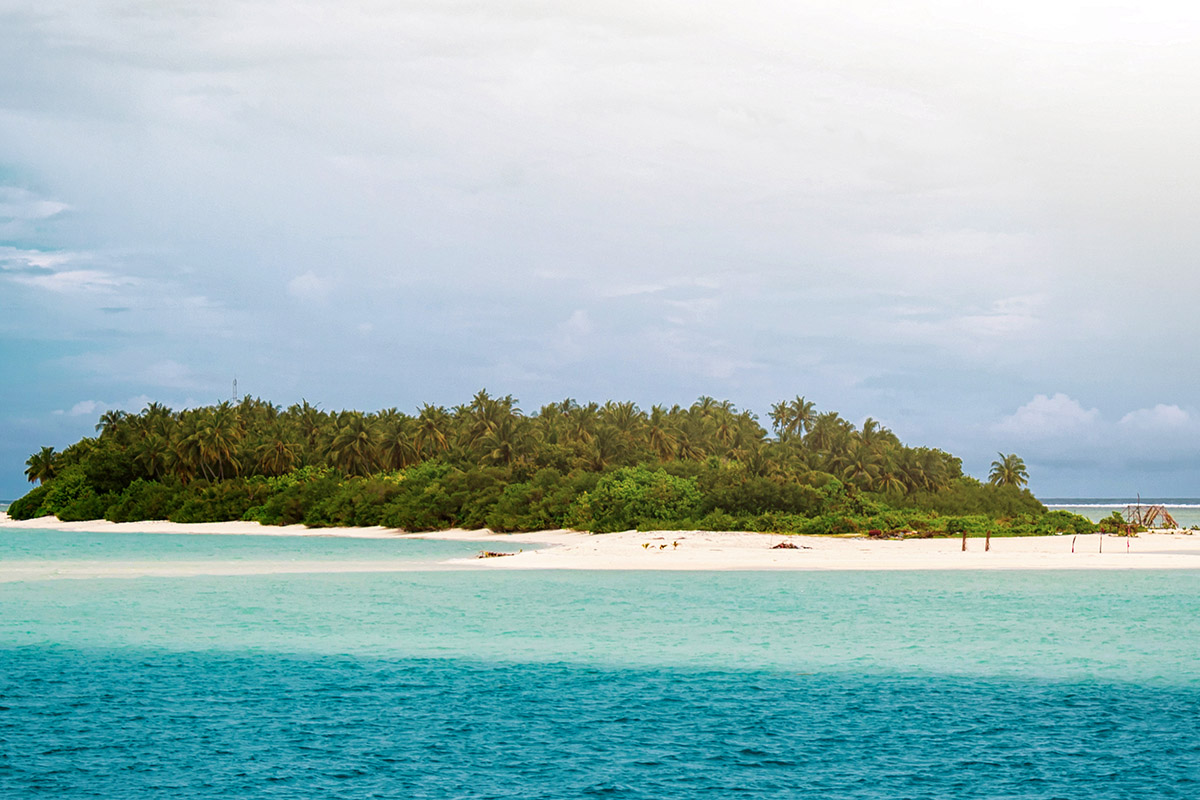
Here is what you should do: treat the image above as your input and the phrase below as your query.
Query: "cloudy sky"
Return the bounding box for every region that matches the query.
[3,1,1200,500]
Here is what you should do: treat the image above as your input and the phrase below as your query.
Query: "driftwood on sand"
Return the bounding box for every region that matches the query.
[476,551,515,559]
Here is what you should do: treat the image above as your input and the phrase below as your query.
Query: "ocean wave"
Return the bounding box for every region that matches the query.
[1043,501,1200,508]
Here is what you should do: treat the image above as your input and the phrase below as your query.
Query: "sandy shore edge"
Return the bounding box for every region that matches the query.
[3,512,1200,572]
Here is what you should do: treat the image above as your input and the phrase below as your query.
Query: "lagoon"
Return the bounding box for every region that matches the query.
[1,527,1198,797]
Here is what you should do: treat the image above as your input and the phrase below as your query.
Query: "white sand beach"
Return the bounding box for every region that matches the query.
[3,512,1199,575]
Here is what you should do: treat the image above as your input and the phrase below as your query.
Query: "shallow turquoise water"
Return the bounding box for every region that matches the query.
[0,527,522,563]
[2,529,1198,797]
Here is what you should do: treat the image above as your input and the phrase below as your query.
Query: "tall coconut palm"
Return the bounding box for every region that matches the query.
[379,416,418,470]
[565,402,599,445]
[769,395,816,439]
[478,415,535,467]
[837,442,882,490]
[645,405,678,461]
[602,401,643,435]
[805,411,850,454]
[172,412,203,483]
[289,400,328,463]
[329,414,380,476]
[195,403,244,480]
[133,433,172,480]
[255,422,300,477]
[535,402,567,445]
[414,404,451,458]
[583,425,626,471]
[989,453,1029,488]
[24,446,58,484]
[95,409,128,441]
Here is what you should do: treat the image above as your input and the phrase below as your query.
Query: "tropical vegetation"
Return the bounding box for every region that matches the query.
[989,453,1029,488]
[9,392,1092,536]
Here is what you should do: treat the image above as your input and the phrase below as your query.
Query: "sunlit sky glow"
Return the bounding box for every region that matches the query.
[4,1,1200,499]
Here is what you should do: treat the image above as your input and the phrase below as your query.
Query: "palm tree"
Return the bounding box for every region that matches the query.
[584,425,626,471]
[255,422,300,476]
[837,442,882,489]
[95,409,128,440]
[565,402,599,444]
[771,395,815,440]
[133,433,171,480]
[329,413,380,476]
[739,444,777,478]
[195,403,244,480]
[805,411,849,454]
[989,453,1029,488]
[478,415,535,467]
[24,446,58,484]
[789,396,816,436]
[646,405,678,461]
[379,416,418,470]
[602,401,643,436]
[415,404,451,458]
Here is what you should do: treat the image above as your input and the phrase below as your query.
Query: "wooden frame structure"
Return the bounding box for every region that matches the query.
[1124,504,1177,529]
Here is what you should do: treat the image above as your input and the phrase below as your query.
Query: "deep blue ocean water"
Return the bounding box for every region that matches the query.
[2,528,1199,798]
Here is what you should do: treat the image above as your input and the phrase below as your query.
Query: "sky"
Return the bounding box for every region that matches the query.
[3,0,1200,500]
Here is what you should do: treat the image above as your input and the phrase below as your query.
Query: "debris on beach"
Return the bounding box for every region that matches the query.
[771,541,799,550]
[476,551,515,559]
[865,529,917,540]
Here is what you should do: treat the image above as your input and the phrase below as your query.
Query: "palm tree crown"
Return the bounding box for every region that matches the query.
[989,453,1029,488]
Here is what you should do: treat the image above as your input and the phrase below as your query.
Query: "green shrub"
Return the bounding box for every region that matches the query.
[699,476,822,517]
[378,461,458,531]
[7,484,51,519]
[571,467,701,533]
[105,480,186,522]
[305,476,402,527]
[169,479,269,524]
[58,493,114,522]
[39,466,95,518]
[1040,509,1097,535]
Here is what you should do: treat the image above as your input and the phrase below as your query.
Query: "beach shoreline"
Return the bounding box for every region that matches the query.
[3,512,1199,572]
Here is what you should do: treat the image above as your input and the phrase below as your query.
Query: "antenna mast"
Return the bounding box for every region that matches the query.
[232,377,238,403]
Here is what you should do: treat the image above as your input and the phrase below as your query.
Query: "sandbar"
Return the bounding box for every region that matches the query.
[3,513,1199,575]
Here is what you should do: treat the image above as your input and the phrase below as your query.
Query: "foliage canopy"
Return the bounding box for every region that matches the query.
[9,391,1081,537]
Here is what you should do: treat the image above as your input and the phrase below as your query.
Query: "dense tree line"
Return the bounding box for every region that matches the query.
[10,391,1091,536]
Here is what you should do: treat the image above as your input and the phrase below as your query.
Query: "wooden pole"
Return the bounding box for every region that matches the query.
[961,529,967,551]
[985,530,991,552]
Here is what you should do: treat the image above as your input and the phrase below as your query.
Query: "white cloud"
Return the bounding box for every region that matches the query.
[599,283,667,298]
[995,393,1101,437]
[1119,404,1190,429]
[664,297,718,326]
[562,309,593,337]
[0,245,76,272]
[11,268,136,293]
[61,400,99,417]
[140,361,203,390]
[287,271,328,303]
[53,395,155,418]
[0,187,69,222]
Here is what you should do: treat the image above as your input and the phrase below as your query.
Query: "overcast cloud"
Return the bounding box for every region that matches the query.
[3,1,1200,499]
